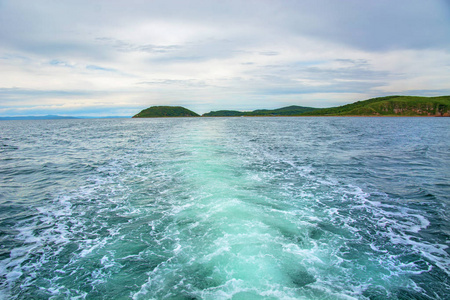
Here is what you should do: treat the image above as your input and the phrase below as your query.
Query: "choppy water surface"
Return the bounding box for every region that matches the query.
[0,117,449,299]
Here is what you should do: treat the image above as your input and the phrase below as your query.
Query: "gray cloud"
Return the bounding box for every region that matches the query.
[253,59,390,85]
[2,0,449,55]
[279,0,450,51]
[259,51,279,56]
[95,38,183,54]
[302,66,390,81]
[138,79,211,88]
[0,87,91,99]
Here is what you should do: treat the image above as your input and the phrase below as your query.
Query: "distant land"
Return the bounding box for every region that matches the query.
[2,96,449,120]
[0,115,130,121]
[201,95,450,117]
[132,106,200,118]
[0,115,79,121]
[203,105,318,117]
[301,95,450,117]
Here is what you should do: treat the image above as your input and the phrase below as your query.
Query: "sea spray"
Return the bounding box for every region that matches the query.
[0,117,448,299]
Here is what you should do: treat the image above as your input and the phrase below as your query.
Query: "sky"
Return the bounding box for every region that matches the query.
[1,0,449,117]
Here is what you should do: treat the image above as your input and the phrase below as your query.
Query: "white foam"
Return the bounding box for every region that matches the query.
[2,118,449,299]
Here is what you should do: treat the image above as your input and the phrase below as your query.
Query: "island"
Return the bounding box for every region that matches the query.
[131,96,450,119]
[132,106,200,118]
[202,96,450,117]
[202,105,318,117]
[300,95,450,117]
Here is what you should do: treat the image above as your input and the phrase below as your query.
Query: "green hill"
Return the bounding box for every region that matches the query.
[203,105,318,117]
[133,96,449,118]
[202,110,243,117]
[302,96,450,116]
[133,106,199,118]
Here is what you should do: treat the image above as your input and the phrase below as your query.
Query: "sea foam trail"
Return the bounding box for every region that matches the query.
[132,121,320,299]
[129,120,399,299]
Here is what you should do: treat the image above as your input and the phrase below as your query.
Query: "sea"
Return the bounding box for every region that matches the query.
[0,117,448,300]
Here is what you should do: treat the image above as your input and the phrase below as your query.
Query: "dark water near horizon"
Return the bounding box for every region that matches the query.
[0,117,449,299]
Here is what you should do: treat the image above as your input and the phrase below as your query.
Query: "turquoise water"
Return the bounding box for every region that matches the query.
[0,117,449,299]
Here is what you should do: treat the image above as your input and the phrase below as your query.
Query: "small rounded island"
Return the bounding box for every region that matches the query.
[133,106,200,118]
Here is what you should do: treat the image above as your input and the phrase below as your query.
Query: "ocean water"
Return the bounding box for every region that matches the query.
[0,117,448,300]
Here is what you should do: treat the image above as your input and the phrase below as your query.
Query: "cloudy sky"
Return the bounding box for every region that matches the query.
[1,0,449,116]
